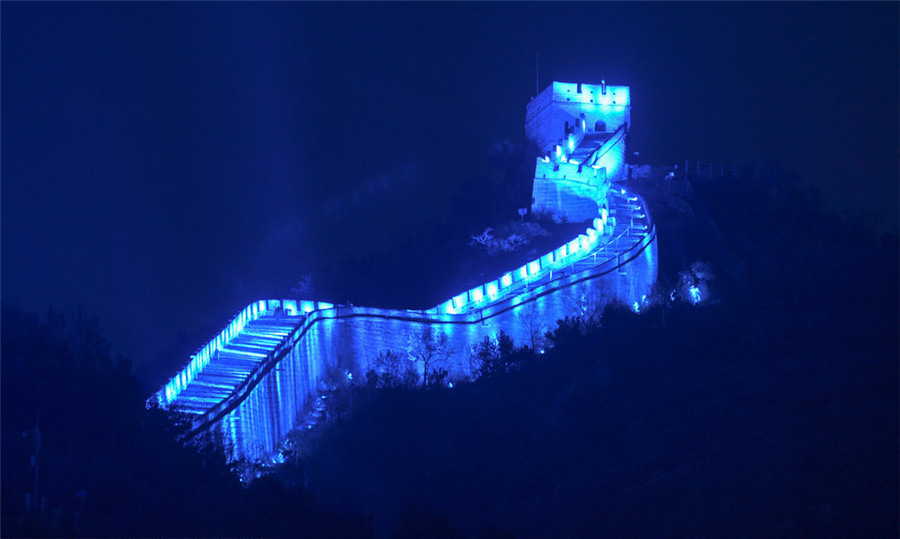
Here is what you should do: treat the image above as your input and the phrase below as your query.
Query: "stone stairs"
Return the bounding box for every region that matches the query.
[170,315,304,414]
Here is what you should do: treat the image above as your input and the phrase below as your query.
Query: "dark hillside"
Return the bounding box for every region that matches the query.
[2,161,894,538]
[0,306,371,537]
[294,163,898,537]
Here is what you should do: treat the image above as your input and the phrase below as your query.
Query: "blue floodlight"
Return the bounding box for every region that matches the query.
[471,287,484,302]
[516,265,528,280]
[689,286,701,304]
[501,273,513,288]
[579,234,591,249]
[440,300,456,314]
[486,281,499,297]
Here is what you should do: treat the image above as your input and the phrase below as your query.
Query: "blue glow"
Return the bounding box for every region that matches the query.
[471,287,484,302]
[689,286,701,304]
[157,80,659,464]
[555,245,568,260]
[486,281,499,297]
[579,234,591,249]
[516,265,528,280]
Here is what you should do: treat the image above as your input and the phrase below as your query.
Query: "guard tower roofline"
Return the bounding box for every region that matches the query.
[527,81,630,124]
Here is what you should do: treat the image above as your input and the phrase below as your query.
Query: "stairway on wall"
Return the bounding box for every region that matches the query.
[168,314,304,414]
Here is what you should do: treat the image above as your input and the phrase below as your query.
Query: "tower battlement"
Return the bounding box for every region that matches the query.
[528,81,631,222]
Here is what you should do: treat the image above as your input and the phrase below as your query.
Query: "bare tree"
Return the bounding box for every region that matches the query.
[368,349,418,389]
[569,285,612,328]
[472,331,528,379]
[502,233,529,253]
[468,227,495,250]
[517,301,547,352]
[406,326,454,389]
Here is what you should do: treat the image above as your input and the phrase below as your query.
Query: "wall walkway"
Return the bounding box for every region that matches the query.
[154,82,658,462]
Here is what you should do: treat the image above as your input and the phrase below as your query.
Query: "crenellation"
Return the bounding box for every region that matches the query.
[155,80,658,463]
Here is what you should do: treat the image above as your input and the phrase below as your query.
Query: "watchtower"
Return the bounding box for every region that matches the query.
[526,81,631,222]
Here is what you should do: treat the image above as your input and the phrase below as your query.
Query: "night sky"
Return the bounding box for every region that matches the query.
[3,3,897,384]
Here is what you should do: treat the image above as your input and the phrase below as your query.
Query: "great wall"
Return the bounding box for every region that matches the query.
[154,81,658,462]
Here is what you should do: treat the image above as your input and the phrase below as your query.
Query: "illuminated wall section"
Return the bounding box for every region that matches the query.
[155,81,657,464]
[527,81,630,222]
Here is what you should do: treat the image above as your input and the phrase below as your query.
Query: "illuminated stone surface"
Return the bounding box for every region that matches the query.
[155,81,657,462]
[527,81,630,222]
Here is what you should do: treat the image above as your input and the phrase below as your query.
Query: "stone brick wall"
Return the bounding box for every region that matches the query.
[203,226,657,462]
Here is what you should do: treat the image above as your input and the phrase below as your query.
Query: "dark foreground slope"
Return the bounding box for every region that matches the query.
[3,160,894,538]
[0,307,372,537]
[291,163,898,537]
